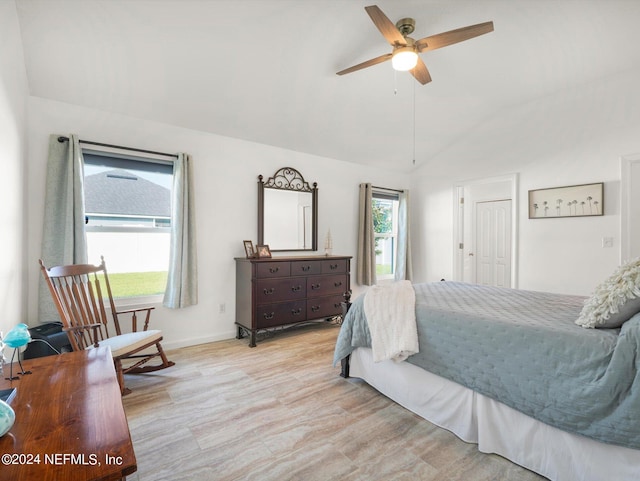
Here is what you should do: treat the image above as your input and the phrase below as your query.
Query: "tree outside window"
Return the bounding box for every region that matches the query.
[372,194,399,278]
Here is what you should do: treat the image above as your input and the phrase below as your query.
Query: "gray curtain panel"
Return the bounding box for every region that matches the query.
[163,153,198,308]
[357,183,376,286]
[38,134,88,322]
[394,190,413,281]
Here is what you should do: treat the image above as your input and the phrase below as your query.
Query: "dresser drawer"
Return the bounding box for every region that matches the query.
[257,301,306,328]
[290,260,322,276]
[307,294,344,319]
[321,259,348,274]
[256,262,291,278]
[255,278,306,304]
[307,274,348,298]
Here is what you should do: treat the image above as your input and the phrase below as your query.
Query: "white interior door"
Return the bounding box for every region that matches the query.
[475,199,512,287]
[454,174,518,288]
[622,154,640,261]
[630,162,640,259]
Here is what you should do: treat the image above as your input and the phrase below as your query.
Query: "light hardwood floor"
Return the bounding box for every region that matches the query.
[122,323,547,481]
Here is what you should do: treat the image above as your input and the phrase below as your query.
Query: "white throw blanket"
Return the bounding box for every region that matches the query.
[363,280,418,363]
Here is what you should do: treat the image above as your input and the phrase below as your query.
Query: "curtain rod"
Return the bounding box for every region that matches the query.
[372,185,404,193]
[57,136,178,159]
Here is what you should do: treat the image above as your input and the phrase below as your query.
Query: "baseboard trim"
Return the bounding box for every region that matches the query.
[162,330,237,351]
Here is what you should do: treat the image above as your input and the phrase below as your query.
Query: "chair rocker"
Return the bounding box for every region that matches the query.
[39,257,175,395]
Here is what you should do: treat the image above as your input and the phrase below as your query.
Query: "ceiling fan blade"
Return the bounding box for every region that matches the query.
[336,53,392,76]
[365,5,407,47]
[410,57,432,85]
[416,21,494,52]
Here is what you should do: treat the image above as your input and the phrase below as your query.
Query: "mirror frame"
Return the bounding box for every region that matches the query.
[258,167,318,252]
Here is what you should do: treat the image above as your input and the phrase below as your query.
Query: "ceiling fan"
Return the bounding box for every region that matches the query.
[337,5,494,84]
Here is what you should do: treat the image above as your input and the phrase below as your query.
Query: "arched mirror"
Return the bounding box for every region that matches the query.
[258,167,318,251]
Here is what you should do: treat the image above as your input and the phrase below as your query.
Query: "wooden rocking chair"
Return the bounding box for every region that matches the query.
[39,257,175,395]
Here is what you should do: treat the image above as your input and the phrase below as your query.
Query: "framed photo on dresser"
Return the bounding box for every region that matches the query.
[243,240,255,259]
[256,245,272,258]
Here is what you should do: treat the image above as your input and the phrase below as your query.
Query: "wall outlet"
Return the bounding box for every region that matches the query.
[602,237,614,248]
[219,303,226,314]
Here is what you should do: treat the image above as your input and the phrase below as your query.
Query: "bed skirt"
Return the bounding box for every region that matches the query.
[349,347,640,481]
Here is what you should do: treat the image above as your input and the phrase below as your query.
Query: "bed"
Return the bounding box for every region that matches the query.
[333,279,640,481]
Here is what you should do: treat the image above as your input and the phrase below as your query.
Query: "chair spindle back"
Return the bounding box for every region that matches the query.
[40,257,116,351]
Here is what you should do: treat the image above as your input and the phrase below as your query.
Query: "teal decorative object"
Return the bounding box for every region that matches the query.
[3,324,32,381]
[0,399,15,437]
[4,324,31,348]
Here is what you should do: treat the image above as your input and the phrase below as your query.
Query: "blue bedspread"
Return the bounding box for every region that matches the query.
[333,281,640,449]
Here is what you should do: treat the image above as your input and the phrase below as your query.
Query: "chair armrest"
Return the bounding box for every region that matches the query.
[115,306,155,332]
[62,323,102,332]
[63,323,102,348]
[116,307,156,315]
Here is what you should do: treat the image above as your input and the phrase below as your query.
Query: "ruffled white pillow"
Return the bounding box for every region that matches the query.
[576,257,640,328]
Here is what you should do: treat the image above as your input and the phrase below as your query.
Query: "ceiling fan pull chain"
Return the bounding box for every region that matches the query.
[394,69,398,95]
[412,80,416,165]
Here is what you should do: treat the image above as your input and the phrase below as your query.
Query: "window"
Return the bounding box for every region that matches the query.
[83,151,173,299]
[372,191,399,279]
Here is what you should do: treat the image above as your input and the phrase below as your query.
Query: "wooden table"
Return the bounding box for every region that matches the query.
[0,347,137,480]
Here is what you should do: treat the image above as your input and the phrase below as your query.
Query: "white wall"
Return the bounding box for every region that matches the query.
[26,97,410,348]
[411,67,640,296]
[14,7,640,345]
[0,1,28,337]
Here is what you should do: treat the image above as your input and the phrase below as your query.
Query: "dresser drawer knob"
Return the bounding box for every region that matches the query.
[291,308,302,315]
[291,285,302,292]
[269,267,279,274]
[311,283,320,290]
[263,288,275,295]
[330,264,338,270]
[263,312,275,320]
[311,305,320,312]
[302,265,311,272]
[334,281,342,287]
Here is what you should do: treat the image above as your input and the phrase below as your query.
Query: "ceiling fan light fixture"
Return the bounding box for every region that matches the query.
[391,47,418,71]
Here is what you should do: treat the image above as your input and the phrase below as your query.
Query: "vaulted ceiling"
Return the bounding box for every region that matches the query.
[14,0,640,172]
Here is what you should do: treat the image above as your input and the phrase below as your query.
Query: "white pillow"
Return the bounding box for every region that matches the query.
[576,257,640,328]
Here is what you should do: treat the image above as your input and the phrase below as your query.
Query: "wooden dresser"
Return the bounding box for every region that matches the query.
[235,255,351,347]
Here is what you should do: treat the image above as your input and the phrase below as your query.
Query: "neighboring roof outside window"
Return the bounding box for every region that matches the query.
[84,169,171,218]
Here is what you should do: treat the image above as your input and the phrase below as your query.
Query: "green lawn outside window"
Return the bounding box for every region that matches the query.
[376,264,392,275]
[97,271,168,298]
